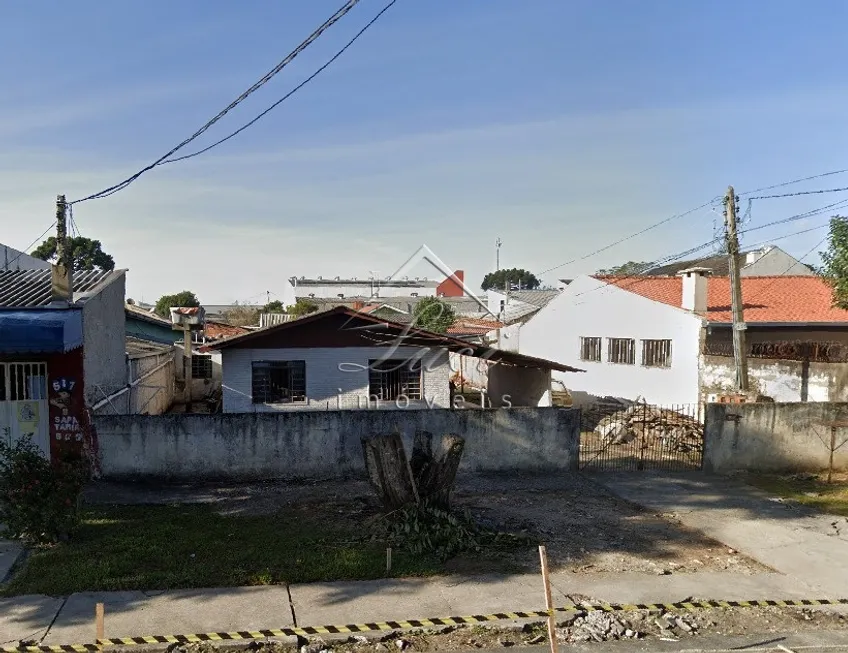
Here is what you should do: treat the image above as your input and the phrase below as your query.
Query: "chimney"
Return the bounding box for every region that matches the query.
[436,270,465,297]
[353,300,364,310]
[677,267,711,315]
[51,195,73,304]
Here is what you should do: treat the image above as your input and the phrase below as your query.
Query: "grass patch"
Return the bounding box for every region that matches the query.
[745,472,848,517]
[3,503,448,596]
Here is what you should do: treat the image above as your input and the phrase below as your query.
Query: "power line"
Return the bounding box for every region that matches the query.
[741,198,848,236]
[746,186,848,200]
[539,196,722,276]
[164,0,398,165]
[738,168,848,197]
[3,222,57,271]
[571,220,833,302]
[741,233,830,306]
[71,0,363,204]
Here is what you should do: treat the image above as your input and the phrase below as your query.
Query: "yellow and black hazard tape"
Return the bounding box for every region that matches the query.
[5,598,847,653]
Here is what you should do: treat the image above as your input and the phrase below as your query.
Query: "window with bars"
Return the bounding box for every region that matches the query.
[0,363,48,401]
[191,355,213,379]
[641,339,672,368]
[607,338,636,365]
[251,361,306,404]
[579,337,602,362]
[368,359,422,400]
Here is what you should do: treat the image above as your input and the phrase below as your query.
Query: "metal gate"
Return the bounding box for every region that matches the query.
[578,401,703,471]
[0,362,50,457]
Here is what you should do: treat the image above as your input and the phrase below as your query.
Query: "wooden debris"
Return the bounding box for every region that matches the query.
[594,404,703,453]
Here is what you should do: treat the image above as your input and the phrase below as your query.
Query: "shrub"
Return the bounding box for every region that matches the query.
[371,500,531,561]
[0,437,89,545]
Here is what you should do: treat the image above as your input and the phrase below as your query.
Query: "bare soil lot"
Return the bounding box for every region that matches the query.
[86,473,767,576]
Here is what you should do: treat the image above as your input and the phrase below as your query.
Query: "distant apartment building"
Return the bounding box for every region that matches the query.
[290,271,465,300]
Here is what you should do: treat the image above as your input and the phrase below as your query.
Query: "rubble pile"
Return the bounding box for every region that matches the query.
[594,404,703,452]
[555,609,700,643]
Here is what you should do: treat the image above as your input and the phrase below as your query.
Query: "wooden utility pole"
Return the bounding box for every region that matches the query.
[52,194,73,302]
[725,186,749,392]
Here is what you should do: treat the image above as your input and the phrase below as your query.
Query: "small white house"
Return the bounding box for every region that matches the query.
[519,269,848,405]
[205,307,581,412]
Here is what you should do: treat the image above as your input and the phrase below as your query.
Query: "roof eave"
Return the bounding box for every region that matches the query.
[707,321,848,328]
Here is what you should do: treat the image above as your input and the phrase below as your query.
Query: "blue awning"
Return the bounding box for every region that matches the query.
[0,310,83,354]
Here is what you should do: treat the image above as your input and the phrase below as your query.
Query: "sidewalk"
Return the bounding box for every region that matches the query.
[2,472,846,647]
[0,570,820,646]
[597,472,848,596]
[0,539,23,584]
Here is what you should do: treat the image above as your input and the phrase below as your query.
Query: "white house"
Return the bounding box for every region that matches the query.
[645,244,814,277]
[1,243,51,272]
[519,269,848,405]
[205,307,581,412]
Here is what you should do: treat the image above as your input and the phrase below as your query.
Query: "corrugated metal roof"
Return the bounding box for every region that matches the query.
[0,269,120,308]
[126,303,171,325]
[509,290,561,308]
[205,306,584,373]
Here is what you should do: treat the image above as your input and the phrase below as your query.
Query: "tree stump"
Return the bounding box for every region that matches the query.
[361,431,466,511]
[409,431,465,509]
[361,432,419,511]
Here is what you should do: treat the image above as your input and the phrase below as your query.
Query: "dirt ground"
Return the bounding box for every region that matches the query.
[85,473,767,575]
[169,605,848,653]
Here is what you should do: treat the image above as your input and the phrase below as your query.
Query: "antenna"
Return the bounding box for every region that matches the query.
[496,237,503,271]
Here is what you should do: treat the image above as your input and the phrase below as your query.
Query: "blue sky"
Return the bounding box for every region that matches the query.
[2,0,848,303]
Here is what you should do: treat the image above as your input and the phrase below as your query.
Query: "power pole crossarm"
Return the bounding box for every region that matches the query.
[725,185,749,393]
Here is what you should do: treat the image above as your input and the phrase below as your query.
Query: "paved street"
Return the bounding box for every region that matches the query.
[490,630,848,653]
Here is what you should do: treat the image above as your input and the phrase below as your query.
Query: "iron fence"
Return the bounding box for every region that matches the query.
[578,402,703,472]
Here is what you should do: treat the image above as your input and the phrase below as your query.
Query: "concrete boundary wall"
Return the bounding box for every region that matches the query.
[95,408,580,480]
[704,402,848,473]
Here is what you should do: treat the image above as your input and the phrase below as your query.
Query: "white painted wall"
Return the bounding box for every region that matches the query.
[743,246,814,277]
[81,273,127,405]
[519,275,704,405]
[701,356,831,402]
[0,243,51,271]
[495,323,521,352]
[222,346,451,412]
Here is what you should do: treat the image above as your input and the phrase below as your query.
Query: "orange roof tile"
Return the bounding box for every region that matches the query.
[596,275,848,324]
[205,321,251,340]
[446,317,503,335]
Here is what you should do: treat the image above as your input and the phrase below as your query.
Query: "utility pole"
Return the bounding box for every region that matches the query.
[724,185,749,393]
[496,237,502,271]
[52,194,73,302]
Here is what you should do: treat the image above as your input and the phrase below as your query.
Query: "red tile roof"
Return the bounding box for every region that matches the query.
[446,317,503,336]
[204,321,250,340]
[596,275,848,324]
